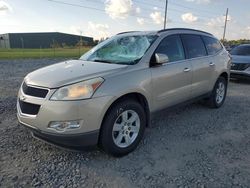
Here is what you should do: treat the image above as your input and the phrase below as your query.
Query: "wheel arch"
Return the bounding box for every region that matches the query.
[101,92,151,130]
[219,72,229,82]
[212,72,229,89]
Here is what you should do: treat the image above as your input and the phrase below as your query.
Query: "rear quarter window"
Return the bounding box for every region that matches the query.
[202,36,223,55]
[181,34,207,59]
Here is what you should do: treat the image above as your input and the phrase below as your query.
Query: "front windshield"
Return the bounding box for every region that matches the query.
[231,45,250,56]
[80,34,158,65]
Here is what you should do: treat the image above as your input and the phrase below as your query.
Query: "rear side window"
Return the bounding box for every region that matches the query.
[155,35,185,62]
[202,36,223,55]
[181,34,207,59]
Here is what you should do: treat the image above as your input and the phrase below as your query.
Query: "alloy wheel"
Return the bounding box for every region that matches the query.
[112,110,140,148]
[216,82,225,104]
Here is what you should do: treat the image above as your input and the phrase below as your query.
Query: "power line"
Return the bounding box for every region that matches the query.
[47,0,152,20]
[168,19,222,28]
[165,1,221,16]
[133,0,222,21]
[137,7,217,22]
[46,0,224,30]
[69,0,221,22]
[134,0,163,8]
[47,0,105,12]
[168,8,215,20]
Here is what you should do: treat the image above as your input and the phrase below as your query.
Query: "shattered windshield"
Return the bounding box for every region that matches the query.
[80,34,158,65]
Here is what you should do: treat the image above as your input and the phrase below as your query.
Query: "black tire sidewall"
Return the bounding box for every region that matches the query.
[99,100,146,157]
[212,77,227,108]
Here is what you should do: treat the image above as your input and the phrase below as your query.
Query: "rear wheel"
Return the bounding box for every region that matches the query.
[99,99,146,157]
[207,77,227,108]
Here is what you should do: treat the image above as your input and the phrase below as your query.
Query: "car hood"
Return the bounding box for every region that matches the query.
[25,60,128,88]
[231,55,250,64]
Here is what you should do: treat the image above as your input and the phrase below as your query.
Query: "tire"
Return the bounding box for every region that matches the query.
[207,76,227,108]
[99,99,146,157]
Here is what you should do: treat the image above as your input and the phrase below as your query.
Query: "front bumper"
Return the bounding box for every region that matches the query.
[20,122,99,149]
[17,82,115,148]
[17,89,113,134]
[230,70,250,80]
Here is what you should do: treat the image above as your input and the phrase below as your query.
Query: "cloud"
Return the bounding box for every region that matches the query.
[105,0,140,19]
[207,15,232,28]
[69,26,83,35]
[185,0,211,4]
[207,17,223,28]
[135,7,141,14]
[239,27,250,39]
[70,22,110,40]
[137,18,144,25]
[0,0,12,16]
[150,11,164,25]
[86,21,110,40]
[205,15,248,40]
[181,13,198,23]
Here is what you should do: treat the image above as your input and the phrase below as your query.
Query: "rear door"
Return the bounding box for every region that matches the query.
[151,35,192,110]
[202,35,224,90]
[181,34,212,97]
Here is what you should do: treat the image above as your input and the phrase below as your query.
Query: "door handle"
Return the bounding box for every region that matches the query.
[209,62,215,66]
[183,68,191,72]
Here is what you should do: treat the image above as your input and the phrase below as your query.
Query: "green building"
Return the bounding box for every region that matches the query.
[0,32,94,49]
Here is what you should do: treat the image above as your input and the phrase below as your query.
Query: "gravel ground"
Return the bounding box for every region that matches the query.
[0,59,250,188]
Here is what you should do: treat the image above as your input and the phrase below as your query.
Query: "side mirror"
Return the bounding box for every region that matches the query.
[155,53,169,64]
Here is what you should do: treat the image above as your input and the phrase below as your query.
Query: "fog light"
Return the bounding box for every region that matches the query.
[48,120,82,132]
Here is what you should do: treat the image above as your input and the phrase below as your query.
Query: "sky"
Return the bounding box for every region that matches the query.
[0,0,250,40]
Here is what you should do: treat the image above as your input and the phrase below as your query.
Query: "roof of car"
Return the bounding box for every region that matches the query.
[117,28,213,37]
[116,31,157,35]
[158,28,213,36]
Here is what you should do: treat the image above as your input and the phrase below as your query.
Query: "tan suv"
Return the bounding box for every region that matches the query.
[17,28,231,156]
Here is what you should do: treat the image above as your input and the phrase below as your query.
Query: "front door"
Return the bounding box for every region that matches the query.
[151,35,192,111]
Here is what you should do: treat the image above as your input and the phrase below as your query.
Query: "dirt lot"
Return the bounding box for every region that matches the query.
[0,59,250,188]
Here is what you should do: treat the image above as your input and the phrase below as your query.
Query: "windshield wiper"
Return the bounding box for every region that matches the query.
[92,59,139,65]
[92,59,113,64]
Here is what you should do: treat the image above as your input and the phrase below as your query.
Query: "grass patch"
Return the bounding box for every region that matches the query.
[0,47,92,59]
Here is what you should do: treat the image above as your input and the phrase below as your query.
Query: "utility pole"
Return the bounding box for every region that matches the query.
[4,37,6,49]
[20,37,24,55]
[79,30,82,57]
[222,8,229,43]
[163,0,168,29]
[52,39,55,57]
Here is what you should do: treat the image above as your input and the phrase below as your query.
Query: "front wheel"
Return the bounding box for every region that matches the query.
[207,77,227,108]
[99,99,146,157]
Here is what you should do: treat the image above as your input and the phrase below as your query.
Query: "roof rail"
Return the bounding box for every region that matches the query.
[117,31,140,35]
[158,28,213,36]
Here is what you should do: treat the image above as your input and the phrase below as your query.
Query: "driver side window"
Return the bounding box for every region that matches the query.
[155,35,185,63]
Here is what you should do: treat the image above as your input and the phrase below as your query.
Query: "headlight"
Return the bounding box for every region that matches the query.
[50,77,104,100]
